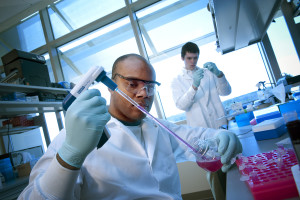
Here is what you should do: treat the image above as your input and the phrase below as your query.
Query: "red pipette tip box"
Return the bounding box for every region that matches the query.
[235,149,299,200]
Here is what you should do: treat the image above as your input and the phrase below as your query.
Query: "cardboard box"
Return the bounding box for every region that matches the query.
[16,162,31,178]
[4,59,51,87]
[1,49,46,65]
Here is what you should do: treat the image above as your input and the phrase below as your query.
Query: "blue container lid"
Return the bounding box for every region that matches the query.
[255,111,282,124]
[235,111,254,122]
[278,100,300,115]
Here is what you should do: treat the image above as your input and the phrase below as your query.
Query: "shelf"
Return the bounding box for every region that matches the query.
[0,101,64,116]
[0,126,40,136]
[0,83,66,151]
[0,83,70,95]
[0,176,29,199]
[0,83,67,116]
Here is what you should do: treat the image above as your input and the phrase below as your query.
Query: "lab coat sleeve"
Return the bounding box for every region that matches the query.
[160,120,219,162]
[215,73,231,96]
[38,157,80,199]
[18,130,81,200]
[171,78,197,111]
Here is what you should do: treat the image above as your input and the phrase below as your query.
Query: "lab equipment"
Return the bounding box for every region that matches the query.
[278,100,300,118]
[189,137,222,172]
[276,74,293,94]
[256,81,267,90]
[203,62,221,76]
[62,66,117,110]
[62,66,114,150]
[271,83,286,103]
[252,117,286,141]
[292,92,300,101]
[253,105,281,124]
[62,66,225,171]
[235,111,254,127]
[236,148,298,200]
[115,88,198,153]
[192,68,204,88]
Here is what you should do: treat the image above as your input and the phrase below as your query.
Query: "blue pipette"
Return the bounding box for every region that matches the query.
[62,66,197,153]
[62,66,117,110]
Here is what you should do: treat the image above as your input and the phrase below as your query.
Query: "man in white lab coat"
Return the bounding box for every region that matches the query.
[171,42,231,129]
[171,42,232,200]
[18,54,241,200]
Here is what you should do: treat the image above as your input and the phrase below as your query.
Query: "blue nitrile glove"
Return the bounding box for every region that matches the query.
[192,68,204,88]
[58,89,111,168]
[216,131,243,172]
[203,62,222,77]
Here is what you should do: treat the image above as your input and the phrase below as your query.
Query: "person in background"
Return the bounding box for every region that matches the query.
[18,54,241,200]
[171,42,231,130]
[171,42,232,200]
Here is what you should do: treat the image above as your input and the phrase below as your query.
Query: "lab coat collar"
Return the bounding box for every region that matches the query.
[140,118,159,165]
[108,117,159,165]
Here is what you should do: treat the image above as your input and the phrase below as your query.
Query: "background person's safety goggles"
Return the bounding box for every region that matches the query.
[113,73,161,96]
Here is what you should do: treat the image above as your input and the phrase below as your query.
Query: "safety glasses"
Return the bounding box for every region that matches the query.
[113,73,161,96]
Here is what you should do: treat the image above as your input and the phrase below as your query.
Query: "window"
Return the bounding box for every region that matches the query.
[48,0,126,39]
[152,41,269,121]
[0,13,45,52]
[42,53,56,83]
[137,0,214,56]
[57,17,139,101]
[135,0,214,121]
[136,0,269,122]
[267,15,300,77]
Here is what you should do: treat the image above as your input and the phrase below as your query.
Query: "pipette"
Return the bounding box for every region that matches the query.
[62,66,198,153]
[115,88,198,153]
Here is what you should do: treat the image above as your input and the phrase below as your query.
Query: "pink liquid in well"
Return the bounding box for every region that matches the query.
[196,158,223,172]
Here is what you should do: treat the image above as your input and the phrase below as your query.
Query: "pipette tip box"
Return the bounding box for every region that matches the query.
[252,117,286,141]
[235,111,254,127]
[236,149,298,200]
[255,111,282,124]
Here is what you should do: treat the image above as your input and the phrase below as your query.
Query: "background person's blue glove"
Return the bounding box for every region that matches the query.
[203,62,222,77]
[192,68,204,88]
[58,89,111,168]
[215,131,243,172]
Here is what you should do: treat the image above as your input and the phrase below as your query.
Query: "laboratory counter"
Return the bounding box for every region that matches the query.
[227,122,300,200]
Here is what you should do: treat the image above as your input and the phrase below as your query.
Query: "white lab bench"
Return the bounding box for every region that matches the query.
[227,122,300,200]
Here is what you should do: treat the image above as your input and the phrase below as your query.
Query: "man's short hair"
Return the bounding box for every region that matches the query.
[111,54,148,80]
[181,42,200,58]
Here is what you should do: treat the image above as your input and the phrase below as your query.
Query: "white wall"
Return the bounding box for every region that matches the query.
[178,161,210,194]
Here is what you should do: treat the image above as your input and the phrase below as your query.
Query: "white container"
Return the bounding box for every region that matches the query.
[252,117,286,140]
[252,117,285,132]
